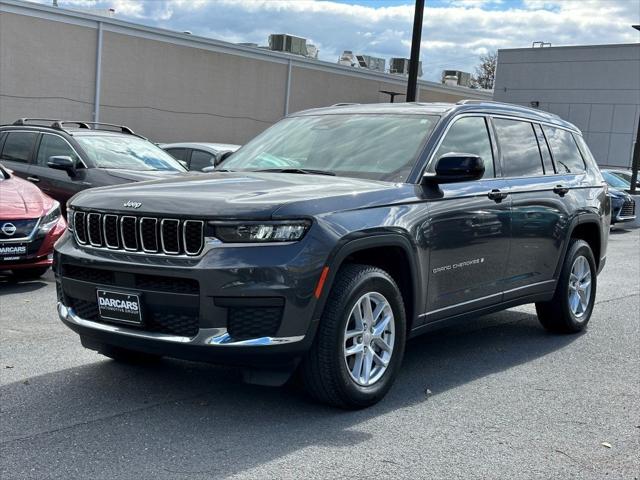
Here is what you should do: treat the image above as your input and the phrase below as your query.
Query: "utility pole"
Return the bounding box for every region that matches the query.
[630,25,639,194]
[406,0,425,102]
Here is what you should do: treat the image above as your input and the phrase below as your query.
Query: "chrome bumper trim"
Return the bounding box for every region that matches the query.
[57,302,304,347]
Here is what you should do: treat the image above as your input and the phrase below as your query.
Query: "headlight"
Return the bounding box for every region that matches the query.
[67,208,75,231]
[212,220,310,243]
[39,202,61,233]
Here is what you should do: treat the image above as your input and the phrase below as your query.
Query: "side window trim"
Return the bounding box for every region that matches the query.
[36,133,87,168]
[425,114,497,179]
[532,123,556,175]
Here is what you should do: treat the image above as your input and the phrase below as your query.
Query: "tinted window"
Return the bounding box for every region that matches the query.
[0,132,37,163]
[221,114,439,182]
[433,116,494,178]
[542,126,586,174]
[494,119,544,177]
[533,124,555,174]
[190,150,215,171]
[36,134,80,166]
[165,148,189,161]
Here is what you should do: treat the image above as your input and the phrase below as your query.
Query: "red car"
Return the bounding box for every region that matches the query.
[0,163,66,280]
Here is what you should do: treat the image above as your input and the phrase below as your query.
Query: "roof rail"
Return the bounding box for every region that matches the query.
[12,118,140,137]
[79,122,137,135]
[51,121,92,130]
[456,99,504,105]
[455,99,562,119]
[52,121,136,135]
[13,118,61,126]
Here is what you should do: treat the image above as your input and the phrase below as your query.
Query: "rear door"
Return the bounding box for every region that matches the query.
[29,133,89,206]
[0,131,38,180]
[494,117,574,299]
[424,115,512,321]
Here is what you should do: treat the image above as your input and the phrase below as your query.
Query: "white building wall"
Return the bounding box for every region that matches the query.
[494,43,640,169]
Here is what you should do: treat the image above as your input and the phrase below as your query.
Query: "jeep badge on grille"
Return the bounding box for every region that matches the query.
[123,200,142,209]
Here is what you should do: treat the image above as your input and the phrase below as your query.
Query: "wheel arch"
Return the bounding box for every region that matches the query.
[314,233,421,333]
[555,215,603,278]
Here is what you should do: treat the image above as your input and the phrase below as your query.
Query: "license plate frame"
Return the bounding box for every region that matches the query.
[96,289,143,326]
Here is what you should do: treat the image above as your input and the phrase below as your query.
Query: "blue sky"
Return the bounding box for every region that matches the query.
[36,0,640,82]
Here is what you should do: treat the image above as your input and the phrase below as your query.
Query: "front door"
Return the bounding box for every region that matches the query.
[423,115,512,322]
[29,133,89,207]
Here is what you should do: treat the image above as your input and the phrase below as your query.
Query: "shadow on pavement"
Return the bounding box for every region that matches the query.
[0,309,581,479]
[0,275,50,294]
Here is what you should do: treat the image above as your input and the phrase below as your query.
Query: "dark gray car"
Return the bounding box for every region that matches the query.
[54,101,610,408]
[0,119,188,211]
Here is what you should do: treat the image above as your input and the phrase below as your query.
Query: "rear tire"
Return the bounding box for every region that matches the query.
[300,264,406,409]
[536,239,597,333]
[11,267,49,281]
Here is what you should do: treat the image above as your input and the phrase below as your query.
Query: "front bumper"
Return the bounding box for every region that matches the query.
[611,196,636,224]
[54,228,331,366]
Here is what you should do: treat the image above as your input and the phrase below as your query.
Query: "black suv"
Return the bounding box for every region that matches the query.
[54,101,610,408]
[0,119,187,210]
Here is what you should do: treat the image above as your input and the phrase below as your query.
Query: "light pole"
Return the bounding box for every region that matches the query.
[406,0,425,102]
[630,25,639,193]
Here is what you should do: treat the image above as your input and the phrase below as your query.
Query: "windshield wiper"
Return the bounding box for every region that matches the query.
[254,168,336,176]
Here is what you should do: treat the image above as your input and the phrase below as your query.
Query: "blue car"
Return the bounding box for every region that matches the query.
[602,170,636,225]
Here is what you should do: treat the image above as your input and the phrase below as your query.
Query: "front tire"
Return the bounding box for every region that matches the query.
[300,264,406,409]
[536,239,597,333]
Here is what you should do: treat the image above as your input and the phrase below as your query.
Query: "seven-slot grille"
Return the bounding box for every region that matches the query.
[72,211,204,256]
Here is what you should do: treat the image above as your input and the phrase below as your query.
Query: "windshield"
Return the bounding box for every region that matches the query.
[76,135,187,172]
[602,171,630,189]
[221,114,439,182]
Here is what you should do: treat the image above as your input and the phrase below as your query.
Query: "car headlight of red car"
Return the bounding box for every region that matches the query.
[38,202,62,234]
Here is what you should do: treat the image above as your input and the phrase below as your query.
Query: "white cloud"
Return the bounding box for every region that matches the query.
[43,0,640,81]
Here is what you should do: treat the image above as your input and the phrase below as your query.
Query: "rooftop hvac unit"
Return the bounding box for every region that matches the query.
[390,58,422,77]
[268,34,309,57]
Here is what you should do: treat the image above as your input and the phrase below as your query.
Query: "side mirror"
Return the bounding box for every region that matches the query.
[47,156,77,177]
[422,153,484,184]
[214,150,234,167]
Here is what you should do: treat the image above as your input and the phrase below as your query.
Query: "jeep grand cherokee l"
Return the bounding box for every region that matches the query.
[54,101,609,408]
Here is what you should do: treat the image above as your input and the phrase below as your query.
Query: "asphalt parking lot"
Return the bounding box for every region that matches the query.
[1,228,638,480]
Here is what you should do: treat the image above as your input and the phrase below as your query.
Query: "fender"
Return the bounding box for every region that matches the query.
[553,213,603,279]
[311,232,421,326]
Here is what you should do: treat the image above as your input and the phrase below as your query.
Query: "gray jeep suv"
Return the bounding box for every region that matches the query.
[54,101,610,408]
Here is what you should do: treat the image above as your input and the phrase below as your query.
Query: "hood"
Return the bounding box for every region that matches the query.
[70,171,407,218]
[0,173,55,219]
[103,169,188,183]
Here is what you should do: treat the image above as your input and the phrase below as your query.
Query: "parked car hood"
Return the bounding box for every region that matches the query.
[103,169,188,182]
[0,174,55,219]
[70,172,408,218]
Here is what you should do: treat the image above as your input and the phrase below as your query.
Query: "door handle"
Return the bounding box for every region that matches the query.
[487,189,508,202]
[553,185,570,197]
[26,176,40,183]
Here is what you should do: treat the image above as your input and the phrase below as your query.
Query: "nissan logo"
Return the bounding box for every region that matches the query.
[1,223,17,236]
